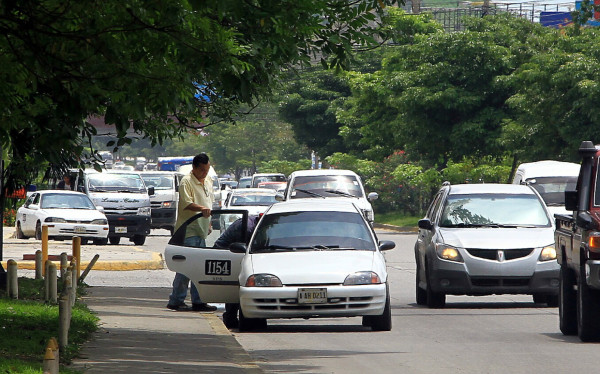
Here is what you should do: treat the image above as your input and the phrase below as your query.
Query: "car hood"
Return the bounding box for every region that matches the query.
[438,227,555,249]
[248,251,376,284]
[42,208,106,220]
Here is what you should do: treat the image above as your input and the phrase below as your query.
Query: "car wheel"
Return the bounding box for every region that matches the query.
[559,262,577,335]
[425,258,445,308]
[132,235,146,245]
[109,236,121,245]
[415,256,427,306]
[577,260,600,341]
[371,286,392,331]
[16,222,28,239]
[94,238,109,245]
[238,308,267,332]
[35,221,42,240]
[80,238,89,245]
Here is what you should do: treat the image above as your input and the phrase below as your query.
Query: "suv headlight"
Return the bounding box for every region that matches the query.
[137,207,151,216]
[162,201,174,209]
[45,217,66,223]
[435,243,464,262]
[344,271,381,285]
[539,245,557,261]
[245,274,282,287]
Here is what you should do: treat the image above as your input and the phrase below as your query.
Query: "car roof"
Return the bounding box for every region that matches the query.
[516,160,580,178]
[266,199,360,214]
[290,169,359,177]
[252,173,285,177]
[139,171,176,175]
[232,188,277,195]
[35,190,88,196]
[448,183,536,195]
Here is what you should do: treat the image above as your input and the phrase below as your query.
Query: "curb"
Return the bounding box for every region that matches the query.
[1,252,165,271]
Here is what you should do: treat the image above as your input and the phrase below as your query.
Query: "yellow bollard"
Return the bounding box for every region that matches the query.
[42,226,49,276]
[72,236,81,281]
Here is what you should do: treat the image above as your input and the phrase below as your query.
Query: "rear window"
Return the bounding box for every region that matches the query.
[290,175,363,199]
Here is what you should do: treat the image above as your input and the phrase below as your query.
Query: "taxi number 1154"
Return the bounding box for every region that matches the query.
[205,260,231,276]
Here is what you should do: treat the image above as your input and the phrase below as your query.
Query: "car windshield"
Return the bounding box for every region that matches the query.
[252,175,285,187]
[230,192,276,206]
[87,173,146,192]
[250,211,375,253]
[141,175,174,190]
[41,193,96,209]
[290,175,363,199]
[439,193,551,227]
[526,176,577,206]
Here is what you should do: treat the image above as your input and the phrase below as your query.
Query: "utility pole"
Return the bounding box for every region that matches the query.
[0,144,5,289]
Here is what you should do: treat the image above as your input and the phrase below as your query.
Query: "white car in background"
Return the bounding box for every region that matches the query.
[220,188,277,230]
[16,190,109,245]
[279,169,378,225]
[165,199,395,331]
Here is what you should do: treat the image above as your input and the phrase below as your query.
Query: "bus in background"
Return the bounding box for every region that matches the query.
[157,156,194,171]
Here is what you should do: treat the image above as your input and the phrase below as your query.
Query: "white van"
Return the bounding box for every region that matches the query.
[279,169,378,225]
[512,160,580,216]
[140,171,179,234]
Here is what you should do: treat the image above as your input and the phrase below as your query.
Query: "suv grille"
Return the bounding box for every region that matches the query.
[466,248,534,261]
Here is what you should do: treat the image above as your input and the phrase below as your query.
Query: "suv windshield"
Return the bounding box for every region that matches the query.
[290,175,363,199]
[439,193,551,227]
[141,174,174,190]
[526,176,577,206]
[250,211,375,253]
[87,173,146,193]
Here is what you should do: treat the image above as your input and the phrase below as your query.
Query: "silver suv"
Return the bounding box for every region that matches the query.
[415,183,559,308]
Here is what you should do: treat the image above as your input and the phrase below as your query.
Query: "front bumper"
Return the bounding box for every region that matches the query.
[106,214,151,238]
[44,223,109,239]
[150,207,176,229]
[240,283,387,319]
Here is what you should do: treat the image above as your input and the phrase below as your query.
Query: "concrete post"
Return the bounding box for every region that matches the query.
[79,254,99,283]
[43,346,57,374]
[35,250,43,279]
[42,225,48,276]
[44,260,51,302]
[48,262,57,304]
[60,252,68,279]
[7,259,17,299]
[70,260,77,306]
[58,295,69,350]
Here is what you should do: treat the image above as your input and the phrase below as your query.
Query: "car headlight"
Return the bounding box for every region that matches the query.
[245,274,283,287]
[137,207,151,216]
[343,271,381,285]
[539,245,557,261]
[45,217,66,223]
[91,219,108,225]
[162,201,174,209]
[435,244,464,262]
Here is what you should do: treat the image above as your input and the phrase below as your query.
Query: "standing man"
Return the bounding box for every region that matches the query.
[166,153,217,312]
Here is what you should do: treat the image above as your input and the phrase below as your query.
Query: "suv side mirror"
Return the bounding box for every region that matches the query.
[418,218,433,230]
[147,186,155,196]
[378,240,395,251]
[275,193,285,201]
[576,211,597,230]
[368,192,379,201]
[564,190,578,211]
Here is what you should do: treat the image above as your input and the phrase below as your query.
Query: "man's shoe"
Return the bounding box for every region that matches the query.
[192,303,218,312]
[166,303,191,311]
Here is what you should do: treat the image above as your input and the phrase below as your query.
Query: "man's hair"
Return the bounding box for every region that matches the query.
[193,153,209,167]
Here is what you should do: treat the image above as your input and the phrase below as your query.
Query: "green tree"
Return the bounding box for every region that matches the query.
[0,0,395,191]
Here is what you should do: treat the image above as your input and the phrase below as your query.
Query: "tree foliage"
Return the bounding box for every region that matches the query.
[0,0,395,190]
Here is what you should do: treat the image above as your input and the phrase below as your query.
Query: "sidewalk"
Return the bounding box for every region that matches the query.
[0,228,263,373]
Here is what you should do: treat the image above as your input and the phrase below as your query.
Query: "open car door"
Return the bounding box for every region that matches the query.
[165,210,249,303]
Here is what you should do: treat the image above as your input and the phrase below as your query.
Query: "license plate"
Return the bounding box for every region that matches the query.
[115,227,127,233]
[205,260,231,276]
[298,288,327,304]
[74,226,86,234]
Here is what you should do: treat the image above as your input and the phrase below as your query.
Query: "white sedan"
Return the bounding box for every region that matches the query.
[165,199,395,331]
[16,190,109,245]
[219,188,278,230]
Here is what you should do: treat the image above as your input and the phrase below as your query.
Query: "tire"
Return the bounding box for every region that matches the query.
[94,238,109,245]
[546,294,559,307]
[80,238,89,245]
[415,257,427,305]
[109,236,121,245]
[560,262,578,335]
[132,235,146,245]
[35,221,42,240]
[371,286,392,331]
[532,293,547,304]
[362,316,373,327]
[16,222,28,239]
[425,259,445,308]
[238,308,267,332]
[577,260,600,342]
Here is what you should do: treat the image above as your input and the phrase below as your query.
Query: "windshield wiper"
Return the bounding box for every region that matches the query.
[310,245,357,251]
[252,245,296,252]
[293,189,325,198]
[324,190,356,198]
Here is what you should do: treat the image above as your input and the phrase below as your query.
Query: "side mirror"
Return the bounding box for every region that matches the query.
[229,242,247,253]
[378,240,395,251]
[96,206,105,213]
[368,192,379,201]
[576,211,597,230]
[418,218,433,230]
[29,204,40,210]
[564,190,578,211]
[275,193,285,202]
[147,186,155,196]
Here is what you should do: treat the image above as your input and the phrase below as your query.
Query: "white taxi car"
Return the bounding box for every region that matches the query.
[16,190,109,245]
[165,200,394,331]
